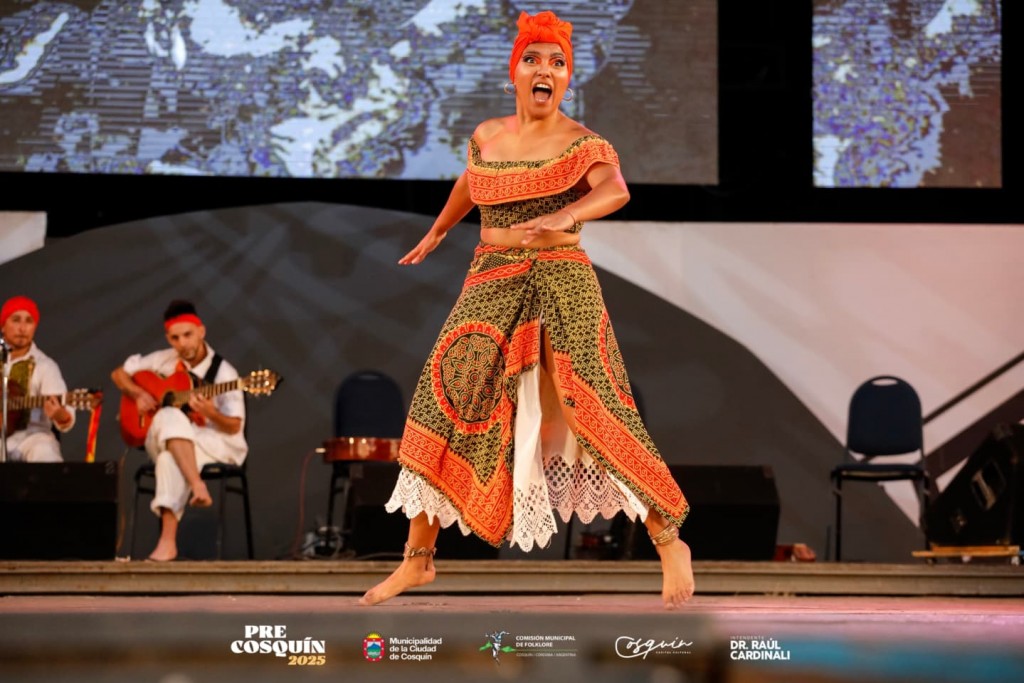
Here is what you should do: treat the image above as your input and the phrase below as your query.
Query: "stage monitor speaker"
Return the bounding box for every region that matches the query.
[345,462,499,560]
[925,423,1023,546]
[0,461,120,560]
[615,464,780,561]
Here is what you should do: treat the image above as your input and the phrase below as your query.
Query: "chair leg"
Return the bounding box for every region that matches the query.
[130,478,142,559]
[326,468,339,529]
[241,475,254,560]
[332,464,354,547]
[833,478,843,562]
[337,478,353,539]
[216,477,227,560]
[327,464,352,534]
[917,475,930,551]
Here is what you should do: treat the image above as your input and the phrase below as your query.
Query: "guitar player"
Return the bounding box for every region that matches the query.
[1,295,75,462]
[111,299,248,561]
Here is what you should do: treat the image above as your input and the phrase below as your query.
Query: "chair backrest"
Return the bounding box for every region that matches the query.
[846,375,923,458]
[333,370,405,438]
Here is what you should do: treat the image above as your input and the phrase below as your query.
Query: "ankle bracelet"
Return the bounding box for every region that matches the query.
[649,524,679,546]
[404,544,436,567]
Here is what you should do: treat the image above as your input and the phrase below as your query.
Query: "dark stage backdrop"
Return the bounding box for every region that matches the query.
[0,203,922,561]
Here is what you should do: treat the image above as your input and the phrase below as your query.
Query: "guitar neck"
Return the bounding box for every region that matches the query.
[174,379,243,403]
[6,393,71,411]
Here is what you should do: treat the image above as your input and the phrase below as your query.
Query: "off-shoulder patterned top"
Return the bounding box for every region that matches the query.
[466,135,620,234]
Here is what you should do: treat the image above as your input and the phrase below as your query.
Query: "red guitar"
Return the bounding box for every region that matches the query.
[3,384,103,435]
[118,368,281,447]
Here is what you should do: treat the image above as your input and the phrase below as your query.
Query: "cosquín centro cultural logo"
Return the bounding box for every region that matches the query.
[614,635,694,659]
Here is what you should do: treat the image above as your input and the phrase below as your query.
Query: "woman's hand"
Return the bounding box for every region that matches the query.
[399,229,446,265]
[509,209,576,245]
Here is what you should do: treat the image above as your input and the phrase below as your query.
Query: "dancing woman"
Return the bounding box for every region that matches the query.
[361,9,694,609]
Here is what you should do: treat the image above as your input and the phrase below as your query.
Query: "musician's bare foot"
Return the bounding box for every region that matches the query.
[147,538,177,562]
[359,556,436,606]
[656,538,695,609]
[189,481,212,507]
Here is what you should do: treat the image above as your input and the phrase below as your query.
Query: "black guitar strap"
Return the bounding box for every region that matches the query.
[186,353,223,387]
[181,354,223,418]
[203,353,224,384]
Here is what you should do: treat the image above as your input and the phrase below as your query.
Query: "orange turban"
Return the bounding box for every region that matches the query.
[1,295,39,327]
[508,10,573,83]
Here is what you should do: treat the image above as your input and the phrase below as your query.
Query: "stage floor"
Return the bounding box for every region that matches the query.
[2,591,1023,683]
[3,558,1023,596]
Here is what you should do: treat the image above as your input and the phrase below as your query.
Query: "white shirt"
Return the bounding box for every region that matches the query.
[3,342,75,436]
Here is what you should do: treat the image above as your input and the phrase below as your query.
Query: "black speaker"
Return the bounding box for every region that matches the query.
[0,461,120,560]
[345,461,499,559]
[925,424,1023,546]
[614,464,781,561]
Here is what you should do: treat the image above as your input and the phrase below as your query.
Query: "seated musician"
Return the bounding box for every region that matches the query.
[111,299,247,561]
[1,296,75,462]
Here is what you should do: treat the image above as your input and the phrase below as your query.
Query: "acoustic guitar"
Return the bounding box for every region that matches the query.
[118,368,281,447]
[3,384,103,435]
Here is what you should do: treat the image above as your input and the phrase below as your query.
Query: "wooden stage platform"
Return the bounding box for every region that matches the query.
[2,559,1023,682]
[1,558,1022,596]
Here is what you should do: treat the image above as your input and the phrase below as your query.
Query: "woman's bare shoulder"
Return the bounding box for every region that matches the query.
[561,118,599,140]
[472,117,513,144]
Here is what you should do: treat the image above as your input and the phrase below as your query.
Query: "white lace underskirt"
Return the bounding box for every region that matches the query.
[385,365,649,551]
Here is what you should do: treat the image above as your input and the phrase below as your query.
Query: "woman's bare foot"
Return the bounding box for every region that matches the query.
[656,538,695,609]
[147,538,177,562]
[359,555,436,606]
[189,481,213,507]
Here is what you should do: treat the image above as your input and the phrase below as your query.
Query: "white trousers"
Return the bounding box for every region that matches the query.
[145,407,241,519]
[4,430,63,463]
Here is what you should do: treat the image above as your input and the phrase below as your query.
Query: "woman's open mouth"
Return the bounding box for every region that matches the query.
[532,83,553,103]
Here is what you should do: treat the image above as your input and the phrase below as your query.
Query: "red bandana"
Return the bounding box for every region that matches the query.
[1,295,40,327]
[164,313,203,330]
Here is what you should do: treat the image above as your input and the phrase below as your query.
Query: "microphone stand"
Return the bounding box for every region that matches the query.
[1,336,8,463]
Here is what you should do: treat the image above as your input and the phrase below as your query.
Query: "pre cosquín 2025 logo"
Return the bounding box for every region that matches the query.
[230,624,326,666]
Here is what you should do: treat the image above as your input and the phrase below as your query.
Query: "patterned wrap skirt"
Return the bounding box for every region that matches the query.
[387,243,689,550]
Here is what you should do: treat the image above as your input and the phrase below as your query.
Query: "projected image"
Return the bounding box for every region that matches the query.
[813,0,1001,188]
[0,0,716,184]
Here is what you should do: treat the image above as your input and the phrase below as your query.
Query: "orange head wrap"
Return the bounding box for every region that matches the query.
[508,10,574,84]
[1,295,40,327]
